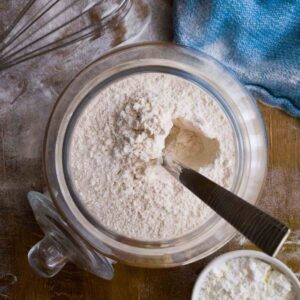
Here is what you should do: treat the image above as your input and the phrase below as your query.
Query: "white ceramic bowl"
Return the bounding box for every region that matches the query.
[192,250,300,300]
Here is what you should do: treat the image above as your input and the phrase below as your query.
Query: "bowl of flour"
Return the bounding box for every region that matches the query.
[43,43,268,267]
[192,250,300,300]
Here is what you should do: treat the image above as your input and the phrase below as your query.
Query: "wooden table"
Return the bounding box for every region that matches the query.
[0,103,298,300]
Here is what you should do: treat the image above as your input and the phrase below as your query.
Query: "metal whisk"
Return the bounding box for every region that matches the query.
[0,0,147,71]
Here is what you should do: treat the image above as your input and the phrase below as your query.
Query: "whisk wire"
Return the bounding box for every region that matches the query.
[0,0,138,71]
[0,0,36,42]
[1,0,89,61]
[0,0,61,56]
[0,0,132,70]
[1,0,88,60]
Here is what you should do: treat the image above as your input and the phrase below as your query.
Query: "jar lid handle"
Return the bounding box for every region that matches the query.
[27,191,115,279]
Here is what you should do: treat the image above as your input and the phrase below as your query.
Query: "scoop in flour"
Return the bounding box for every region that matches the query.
[164,118,220,170]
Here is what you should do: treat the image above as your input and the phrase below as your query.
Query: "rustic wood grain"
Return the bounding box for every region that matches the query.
[0,102,298,300]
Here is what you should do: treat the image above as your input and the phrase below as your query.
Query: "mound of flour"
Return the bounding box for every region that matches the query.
[199,257,295,300]
[69,73,235,240]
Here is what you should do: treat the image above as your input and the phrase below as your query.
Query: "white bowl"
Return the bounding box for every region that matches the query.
[191,250,300,300]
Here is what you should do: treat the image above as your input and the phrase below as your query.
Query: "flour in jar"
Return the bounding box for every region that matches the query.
[69,73,236,240]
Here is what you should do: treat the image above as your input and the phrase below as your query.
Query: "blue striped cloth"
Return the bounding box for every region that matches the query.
[173,0,300,118]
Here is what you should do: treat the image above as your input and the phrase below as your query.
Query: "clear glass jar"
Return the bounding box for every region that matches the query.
[28,43,267,278]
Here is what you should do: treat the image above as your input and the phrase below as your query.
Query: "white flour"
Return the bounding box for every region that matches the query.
[199,257,296,300]
[69,73,235,240]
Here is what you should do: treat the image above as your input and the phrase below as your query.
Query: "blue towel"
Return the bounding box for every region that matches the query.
[173,0,300,118]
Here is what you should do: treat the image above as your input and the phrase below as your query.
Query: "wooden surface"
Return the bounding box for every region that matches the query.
[0,103,299,299]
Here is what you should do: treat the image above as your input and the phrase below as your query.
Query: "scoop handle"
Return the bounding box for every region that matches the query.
[179,167,290,256]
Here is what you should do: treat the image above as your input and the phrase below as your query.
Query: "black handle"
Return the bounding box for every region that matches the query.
[180,167,290,256]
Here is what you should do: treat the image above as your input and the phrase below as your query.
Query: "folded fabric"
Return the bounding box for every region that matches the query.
[173,0,300,118]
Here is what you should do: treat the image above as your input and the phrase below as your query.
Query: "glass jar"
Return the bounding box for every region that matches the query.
[28,43,267,279]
